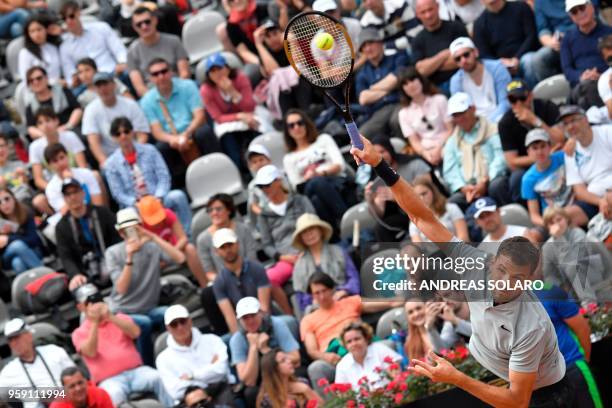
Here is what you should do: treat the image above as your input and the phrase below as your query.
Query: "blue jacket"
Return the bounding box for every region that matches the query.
[534,0,574,37]
[355,52,409,115]
[560,21,612,86]
[449,59,512,123]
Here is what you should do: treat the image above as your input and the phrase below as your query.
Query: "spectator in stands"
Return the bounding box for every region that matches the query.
[558,105,612,219]
[257,348,323,407]
[0,318,76,408]
[0,133,35,205]
[443,93,509,210]
[105,117,193,233]
[521,129,587,227]
[449,37,512,123]
[182,386,216,408]
[30,108,87,192]
[201,53,264,174]
[466,197,531,245]
[561,0,612,108]
[82,72,149,169]
[397,67,452,167]
[128,6,190,98]
[499,80,565,204]
[313,0,361,46]
[105,208,185,366]
[282,109,353,235]
[211,228,272,334]
[587,188,611,247]
[403,298,433,361]
[473,0,541,87]
[301,272,402,391]
[50,366,114,408]
[19,15,62,83]
[44,146,104,215]
[355,29,407,140]
[335,322,402,391]
[359,0,419,51]
[75,58,132,108]
[246,145,273,224]
[197,193,257,284]
[0,0,27,39]
[413,0,468,93]
[72,284,173,406]
[292,213,360,313]
[0,100,18,141]
[533,0,574,81]
[409,175,469,242]
[0,187,43,273]
[229,297,301,406]
[437,0,484,25]
[268,0,308,30]
[255,164,315,314]
[423,298,472,352]
[596,34,612,122]
[156,305,234,405]
[25,67,82,140]
[59,1,128,86]
[56,178,120,290]
[364,136,432,241]
[140,58,219,183]
[137,196,208,287]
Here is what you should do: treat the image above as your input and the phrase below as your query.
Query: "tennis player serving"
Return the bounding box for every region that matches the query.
[351,136,573,408]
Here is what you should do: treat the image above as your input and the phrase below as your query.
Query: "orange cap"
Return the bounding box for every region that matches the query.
[137,196,166,226]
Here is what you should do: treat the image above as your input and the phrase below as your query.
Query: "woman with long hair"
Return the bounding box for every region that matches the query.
[409,175,469,242]
[18,15,62,83]
[257,349,323,407]
[282,108,355,236]
[398,67,452,166]
[404,298,433,362]
[0,188,44,273]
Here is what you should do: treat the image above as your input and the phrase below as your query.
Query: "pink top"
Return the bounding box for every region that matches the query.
[143,208,178,245]
[72,314,142,383]
[200,71,256,123]
[398,94,449,151]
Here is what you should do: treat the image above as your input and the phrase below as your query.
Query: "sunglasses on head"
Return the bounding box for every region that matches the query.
[169,318,188,328]
[453,50,472,63]
[508,94,528,104]
[135,18,152,28]
[287,119,305,129]
[570,4,587,15]
[150,68,169,77]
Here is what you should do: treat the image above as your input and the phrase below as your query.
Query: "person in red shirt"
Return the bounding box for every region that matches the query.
[50,367,113,408]
[137,195,208,287]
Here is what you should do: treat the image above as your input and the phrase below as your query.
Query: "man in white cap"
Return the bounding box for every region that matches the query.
[443,92,510,212]
[359,0,420,51]
[212,228,272,334]
[0,318,75,408]
[156,304,233,405]
[71,283,173,407]
[229,296,300,407]
[449,36,512,123]
[105,207,185,366]
[246,144,273,220]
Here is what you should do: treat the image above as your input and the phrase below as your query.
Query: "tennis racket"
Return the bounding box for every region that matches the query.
[283,11,363,150]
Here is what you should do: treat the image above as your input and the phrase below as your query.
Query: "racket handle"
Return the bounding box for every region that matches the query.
[345,121,363,150]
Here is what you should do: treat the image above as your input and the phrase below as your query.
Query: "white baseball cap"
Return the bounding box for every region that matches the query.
[212,228,238,249]
[247,144,271,159]
[566,0,589,12]
[449,36,476,57]
[236,297,261,319]
[313,0,337,12]
[164,304,190,326]
[4,318,31,339]
[253,164,281,186]
[447,92,473,115]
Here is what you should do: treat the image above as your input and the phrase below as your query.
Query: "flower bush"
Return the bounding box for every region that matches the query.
[322,346,494,407]
[579,303,611,340]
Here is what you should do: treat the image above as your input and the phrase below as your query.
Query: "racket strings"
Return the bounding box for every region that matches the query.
[285,14,353,88]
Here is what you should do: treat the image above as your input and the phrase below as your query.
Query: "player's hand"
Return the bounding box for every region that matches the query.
[350,135,382,167]
[408,351,461,384]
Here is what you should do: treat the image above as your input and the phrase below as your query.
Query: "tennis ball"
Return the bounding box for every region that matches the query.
[315,32,334,51]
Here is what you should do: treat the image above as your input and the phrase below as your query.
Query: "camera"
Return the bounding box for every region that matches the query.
[82,251,105,281]
[85,292,104,305]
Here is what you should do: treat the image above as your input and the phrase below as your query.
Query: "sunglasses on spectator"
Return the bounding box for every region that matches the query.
[169,318,188,328]
[64,13,77,20]
[508,95,528,104]
[135,18,152,28]
[453,51,472,63]
[569,4,586,15]
[28,75,45,84]
[287,119,305,129]
[150,68,169,77]
[112,129,131,137]
[206,206,226,213]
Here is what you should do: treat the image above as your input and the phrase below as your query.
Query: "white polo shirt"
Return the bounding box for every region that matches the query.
[334,342,402,391]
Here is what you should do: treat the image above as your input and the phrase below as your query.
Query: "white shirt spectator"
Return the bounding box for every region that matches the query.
[156,328,232,402]
[45,167,101,212]
[0,344,75,408]
[28,131,85,178]
[334,342,402,391]
[565,125,612,197]
[82,95,150,156]
[462,69,497,121]
[59,22,128,82]
[482,224,527,243]
[597,67,612,104]
[18,44,62,83]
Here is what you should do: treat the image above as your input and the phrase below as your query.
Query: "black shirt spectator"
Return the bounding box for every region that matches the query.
[212,259,270,308]
[227,4,269,55]
[25,87,81,128]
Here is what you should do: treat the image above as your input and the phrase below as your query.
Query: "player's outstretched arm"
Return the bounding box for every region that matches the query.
[350,136,453,243]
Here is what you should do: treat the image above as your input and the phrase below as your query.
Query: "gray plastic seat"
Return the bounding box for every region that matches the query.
[375,307,407,339]
[532,74,570,106]
[182,10,225,64]
[11,266,56,314]
[185,153,245,210]
[360,248,401,298]
[499,203,533,228]
[340,202,378,242]
[248,132,286,170]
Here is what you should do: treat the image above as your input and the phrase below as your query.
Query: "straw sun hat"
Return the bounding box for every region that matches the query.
[291,213,333,251]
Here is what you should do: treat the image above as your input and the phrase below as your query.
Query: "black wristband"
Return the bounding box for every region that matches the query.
[373,160,400,186]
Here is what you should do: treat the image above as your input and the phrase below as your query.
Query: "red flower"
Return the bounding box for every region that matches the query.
[455,346,469,359]
[386,380,397,391]
[399,383,408,391]
[333,383,352,393]
[447,351,457,360]
[357,376,369,386]
[383,356,395,364]
[358,405,365,408]
[317,378,329,387]
[587,303,598,313]
[374,366,383,373]
[323,386,330,395]
[389,363,400,371]
[579,307,587,315]
[346,400,356,408]
[359,388,369,397]
[394,393,403,404]
[306,400,319,408]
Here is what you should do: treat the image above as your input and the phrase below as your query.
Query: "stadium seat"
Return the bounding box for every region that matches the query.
[195,51,243,84]
[375,307,407,339]
[6,37,23,81]
[360,248,401,298]
[182,10,225,64]
[11,266,57,315]
[340,202,377,242]
[0,299,10,334]
[153,331,169,360]
[159,274,208,329]
[248,131,286,169]
[185,153,245,210]
[190,207,212,240]
[532,74,571,106]
[120,399,165,408]
[499,203,533,228]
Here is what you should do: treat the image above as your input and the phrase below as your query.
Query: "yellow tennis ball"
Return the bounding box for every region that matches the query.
[315,32,334,51]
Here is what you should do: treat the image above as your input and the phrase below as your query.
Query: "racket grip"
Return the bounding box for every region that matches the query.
[345,121,363,150]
